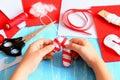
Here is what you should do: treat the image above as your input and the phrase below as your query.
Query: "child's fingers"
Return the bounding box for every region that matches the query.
[70,38,87,45]
[43,52,54,59]
[37,44,55,58]
[30,38,53,48]
[66,42,82,54]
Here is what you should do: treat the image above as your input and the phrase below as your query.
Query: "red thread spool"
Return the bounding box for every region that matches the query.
[6,12,28,29]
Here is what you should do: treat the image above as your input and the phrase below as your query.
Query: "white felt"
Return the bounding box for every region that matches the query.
[104,34,120,55]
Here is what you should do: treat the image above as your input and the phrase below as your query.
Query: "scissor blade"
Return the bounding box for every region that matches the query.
[23,21,55,43]
[0,56,22,71]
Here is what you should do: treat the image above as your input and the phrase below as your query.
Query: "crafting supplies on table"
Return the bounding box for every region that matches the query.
[1,0,120,80]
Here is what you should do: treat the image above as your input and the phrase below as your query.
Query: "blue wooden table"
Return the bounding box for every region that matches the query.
[0,24,120,80]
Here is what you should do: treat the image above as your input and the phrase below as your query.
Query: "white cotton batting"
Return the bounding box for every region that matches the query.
[29,2,56,17]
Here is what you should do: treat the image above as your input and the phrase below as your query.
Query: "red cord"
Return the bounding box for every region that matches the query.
[62,9,93,35]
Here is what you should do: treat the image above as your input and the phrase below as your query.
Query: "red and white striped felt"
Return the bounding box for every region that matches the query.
[53,36,79,67]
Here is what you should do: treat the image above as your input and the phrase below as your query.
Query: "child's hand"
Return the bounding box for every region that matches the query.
[11,38,113,80]
[66,38,100,68]
[21,38,55,73]
[11,38,55,80]
[66,38,113,80]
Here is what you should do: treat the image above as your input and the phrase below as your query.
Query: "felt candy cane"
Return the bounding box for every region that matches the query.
[53,36,79,67]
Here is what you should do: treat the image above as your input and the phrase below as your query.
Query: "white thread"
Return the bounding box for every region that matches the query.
[106,13,120,26]
[39,15,53,25]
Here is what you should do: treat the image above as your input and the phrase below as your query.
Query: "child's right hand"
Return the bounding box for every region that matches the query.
[66,38,101,68]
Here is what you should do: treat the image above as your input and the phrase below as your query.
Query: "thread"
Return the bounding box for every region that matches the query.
[106,14,120,26]
[53,36,79,67]
[98,10,120,26]
[6,12,28,29]
[62,9,93,35]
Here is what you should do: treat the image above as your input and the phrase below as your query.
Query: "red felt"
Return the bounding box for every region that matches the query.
[0,11,19,44]
[0,10,9,29]
[91,5,120,62]
[22,0,62,26]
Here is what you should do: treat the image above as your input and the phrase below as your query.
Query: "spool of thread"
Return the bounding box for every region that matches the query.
[98,10,120,26]
[6,12,28,29]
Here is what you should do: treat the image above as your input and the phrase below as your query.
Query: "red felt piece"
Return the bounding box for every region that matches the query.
[0,10,9,30]
[91,5,120,62]
[22,0,62,26]
[0,11,20,43]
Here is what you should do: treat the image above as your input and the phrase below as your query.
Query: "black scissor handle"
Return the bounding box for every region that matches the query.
[0,37,25,56]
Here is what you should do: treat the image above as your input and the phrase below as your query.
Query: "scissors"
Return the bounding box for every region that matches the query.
[0,21,55,57]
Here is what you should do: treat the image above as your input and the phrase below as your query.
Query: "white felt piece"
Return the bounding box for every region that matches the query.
[62,62,71,67]
[64,39,70,45]
[62,48,70,53]
[57,36,64,43]
[104,34,120,55]
[53,41,60,49]
[62,54,71,60]
[0,30,7,38]
[17,21,26,28]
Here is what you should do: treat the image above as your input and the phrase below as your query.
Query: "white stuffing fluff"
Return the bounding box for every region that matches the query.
[29,2,56,17]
